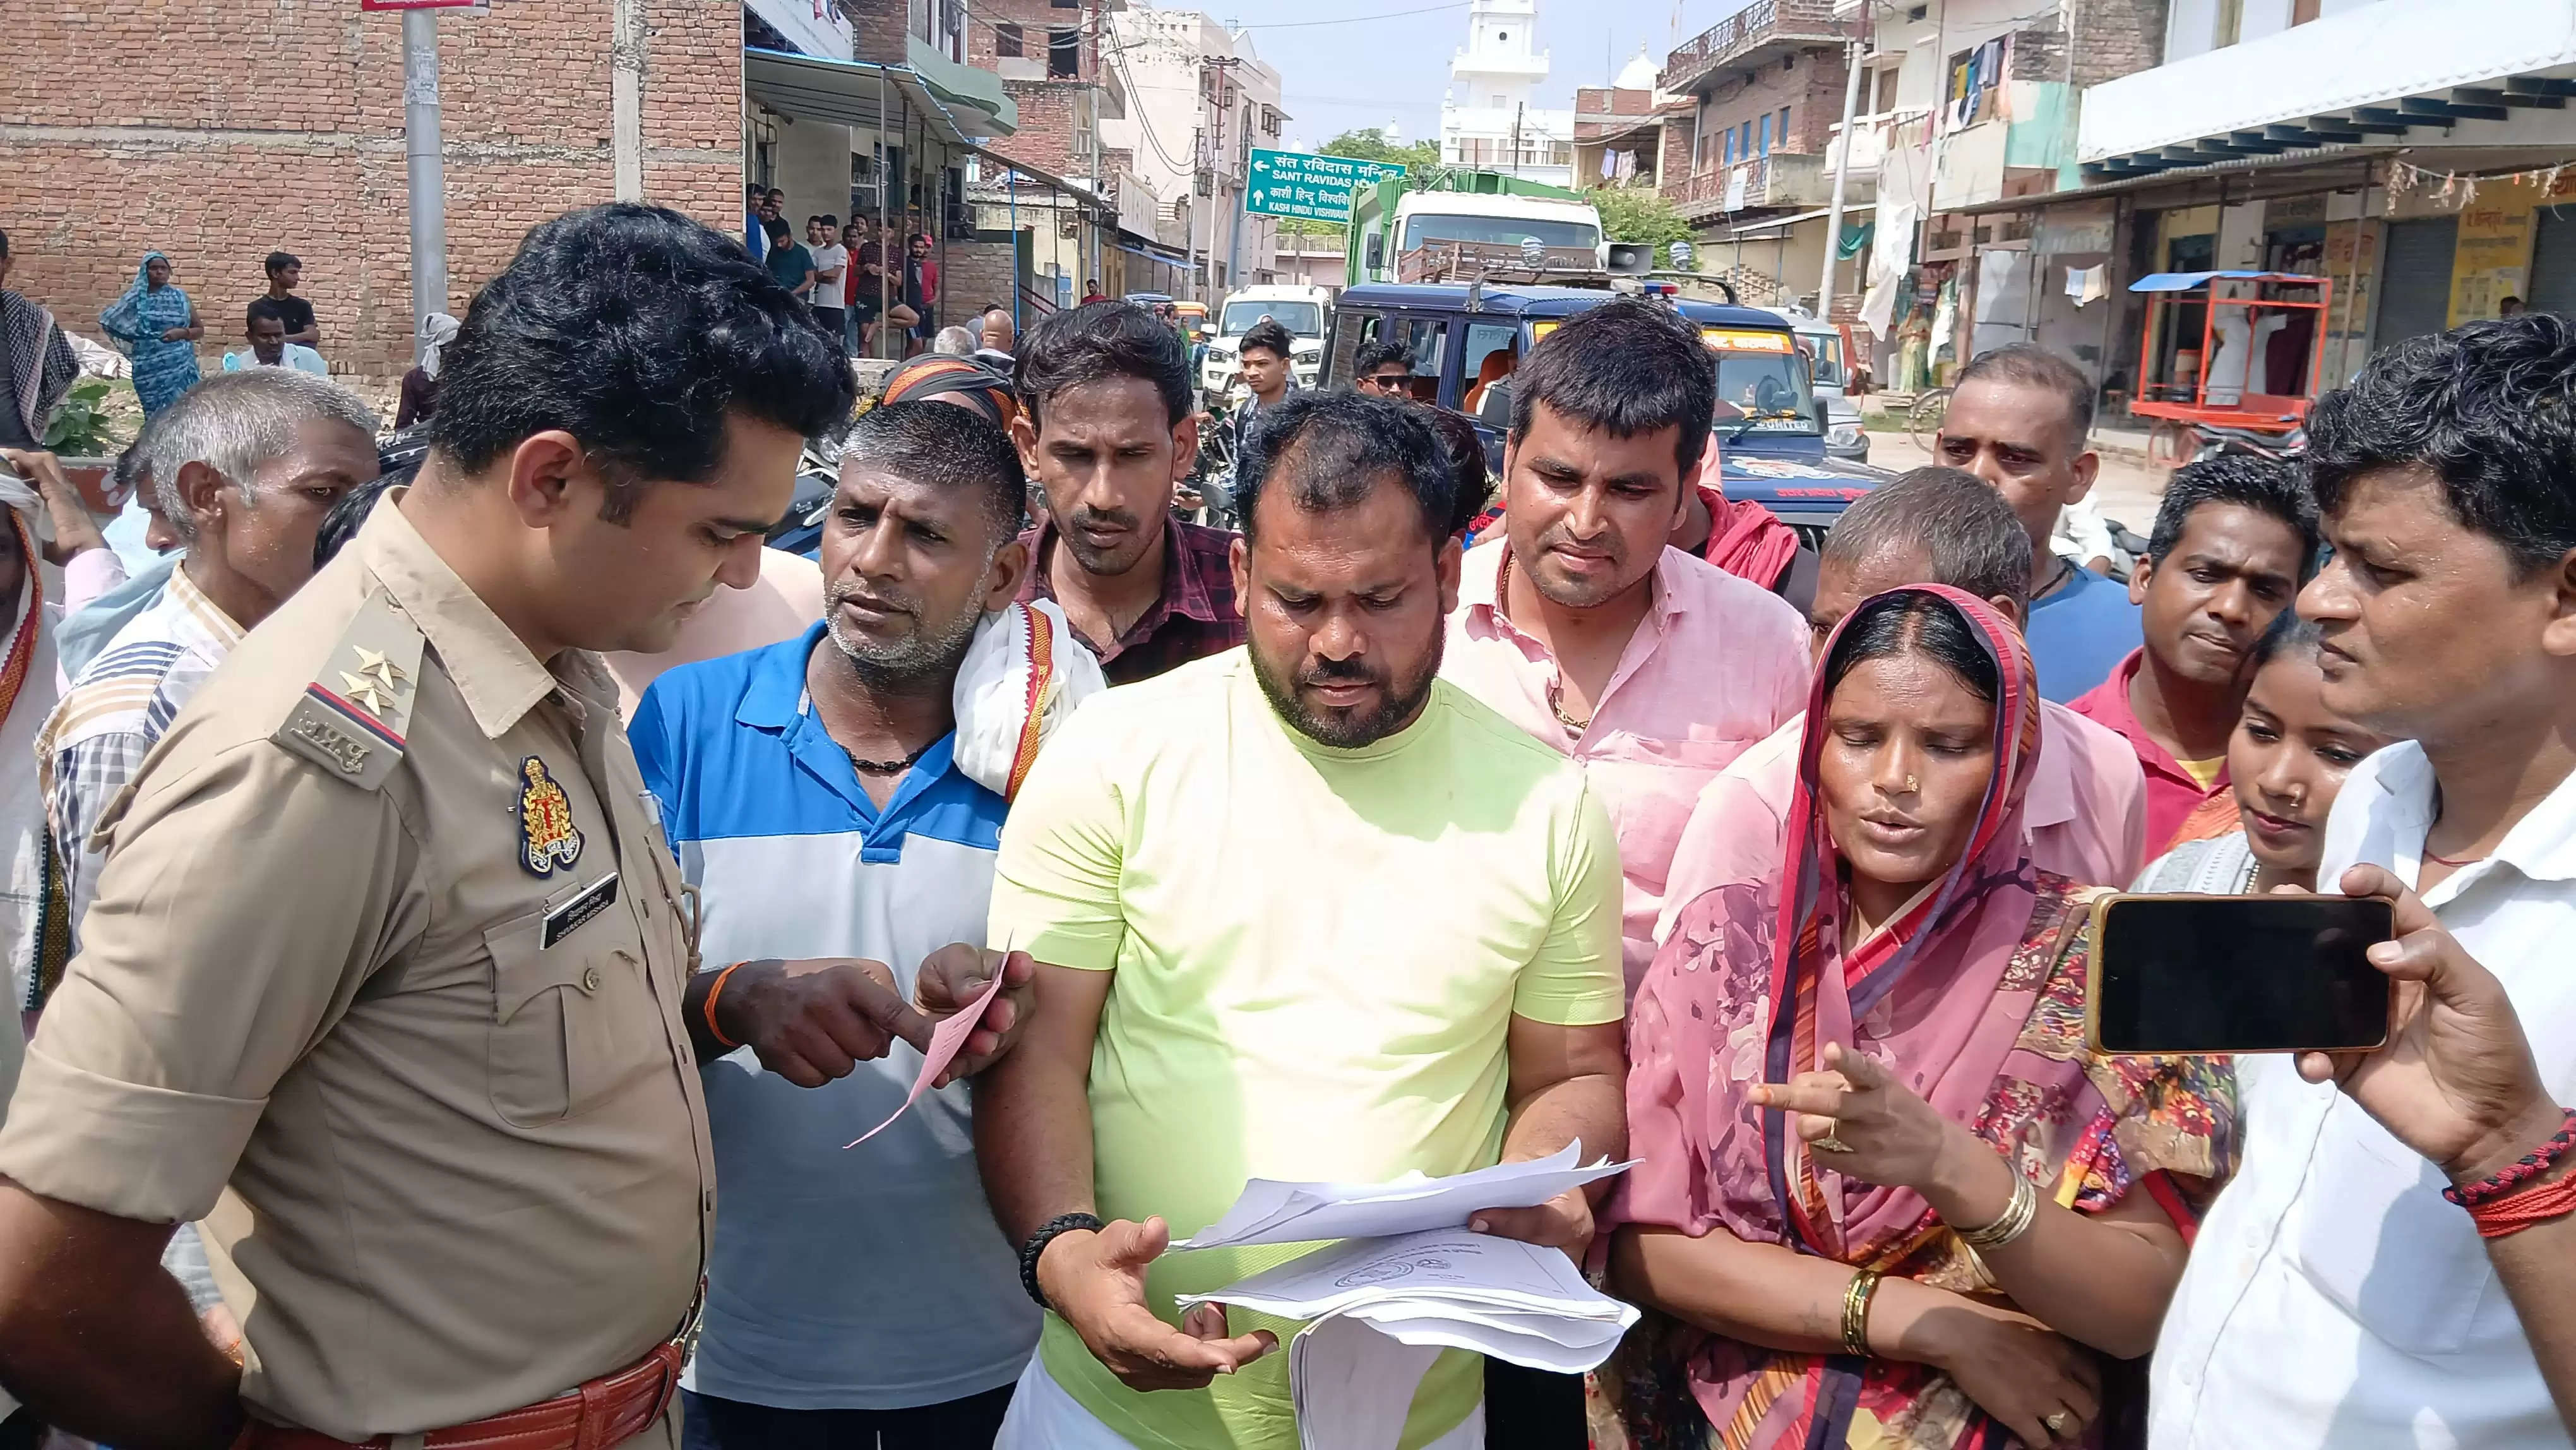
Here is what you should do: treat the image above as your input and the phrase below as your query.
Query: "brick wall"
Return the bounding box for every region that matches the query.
[1577,86,1656,118]
[943,236,1022,318]
[0,0,741,386]
[1685,44,1851,166]
[994,82,1093,178]
[1662,111,1700,179]
[847,0,908,66]
[965,0,1111,179]
[2066,0,2168,88]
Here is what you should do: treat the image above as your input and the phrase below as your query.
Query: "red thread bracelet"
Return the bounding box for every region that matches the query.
[2469,1171,2576,1239]
[2443,1108,2576,1207]
[702,961,746,1050]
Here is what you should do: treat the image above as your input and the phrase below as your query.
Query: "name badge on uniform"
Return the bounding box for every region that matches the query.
[542,872,621,949]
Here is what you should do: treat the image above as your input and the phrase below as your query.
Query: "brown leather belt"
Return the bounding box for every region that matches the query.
[241,1339,684,1450]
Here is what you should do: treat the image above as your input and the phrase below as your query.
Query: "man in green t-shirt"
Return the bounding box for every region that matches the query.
[979,390,1628,1450]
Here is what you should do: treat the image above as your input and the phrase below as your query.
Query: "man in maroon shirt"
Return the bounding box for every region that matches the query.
[2066,453,2315,854]
[1007,300,1243,683]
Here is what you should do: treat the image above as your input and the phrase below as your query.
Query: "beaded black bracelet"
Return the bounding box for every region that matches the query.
[2443,1108,2576,1207]
[1018,1211,1106,1310]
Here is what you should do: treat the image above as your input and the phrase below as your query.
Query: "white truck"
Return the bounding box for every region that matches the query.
[1346,170,1608,286]
[1200,284,1332,397]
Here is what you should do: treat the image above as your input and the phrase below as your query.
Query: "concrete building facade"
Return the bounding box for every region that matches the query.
[1099,4,1287,297]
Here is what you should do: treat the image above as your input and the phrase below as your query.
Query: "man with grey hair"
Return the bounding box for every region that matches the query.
[1654,465,2149,942]
[56,418,191,681]
[39,366,380,949]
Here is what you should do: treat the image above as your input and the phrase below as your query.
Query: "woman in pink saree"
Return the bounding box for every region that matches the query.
[1607,585,2233,1450]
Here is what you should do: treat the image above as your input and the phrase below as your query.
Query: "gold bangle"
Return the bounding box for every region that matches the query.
[1840,1268,1883,1357]
[1956,1172,2039,1252]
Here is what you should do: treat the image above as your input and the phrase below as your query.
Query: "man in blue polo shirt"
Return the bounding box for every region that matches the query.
[1933,342,2143,700]
[631,400,1042,1448]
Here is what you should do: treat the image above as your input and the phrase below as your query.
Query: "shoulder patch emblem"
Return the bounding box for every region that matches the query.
[273,593,424,791]
[517,757,586,877]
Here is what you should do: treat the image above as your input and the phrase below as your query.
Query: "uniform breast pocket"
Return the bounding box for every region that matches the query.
[483,896,640,1129]
[2292,1107,2496,1356]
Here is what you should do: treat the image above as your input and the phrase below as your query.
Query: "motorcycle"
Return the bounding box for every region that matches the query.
[766,431,848,558]
[2189,420,2307,464]
[1188,398,1240,532]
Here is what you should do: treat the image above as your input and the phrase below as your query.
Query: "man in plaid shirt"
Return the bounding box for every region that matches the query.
[38,369,377,956]
[1008,302,1243,685]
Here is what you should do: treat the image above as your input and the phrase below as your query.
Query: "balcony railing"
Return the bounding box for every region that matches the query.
[1657,0,1854,96]
[1662,152,1835,216]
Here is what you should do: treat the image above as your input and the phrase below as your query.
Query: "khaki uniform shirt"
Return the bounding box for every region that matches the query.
[0,496,713,1442]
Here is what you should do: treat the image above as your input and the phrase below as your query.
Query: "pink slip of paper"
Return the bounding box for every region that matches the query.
[843,966,1010,1149]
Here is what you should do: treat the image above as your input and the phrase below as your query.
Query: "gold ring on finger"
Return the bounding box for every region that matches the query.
[1812,1122,1854,1153]
[2045,1410,2074,1436]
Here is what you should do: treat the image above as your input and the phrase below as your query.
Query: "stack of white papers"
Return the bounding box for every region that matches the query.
[1171,1146,1642,1450]
[1183,1228,1639,1372]
[1170,1141,1633,1250]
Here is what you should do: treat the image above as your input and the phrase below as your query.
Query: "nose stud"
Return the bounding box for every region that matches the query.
[1904,775,1919,793]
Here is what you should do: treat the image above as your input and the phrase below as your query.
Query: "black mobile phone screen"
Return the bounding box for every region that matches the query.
[2094,895,2395,1055]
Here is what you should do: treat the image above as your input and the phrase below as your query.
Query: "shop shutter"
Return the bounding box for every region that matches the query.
[2372,217,2459,351]
[2528,208,2576,316]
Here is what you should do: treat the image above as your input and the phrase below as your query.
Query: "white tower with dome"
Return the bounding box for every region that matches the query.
[1438,0,1575,187]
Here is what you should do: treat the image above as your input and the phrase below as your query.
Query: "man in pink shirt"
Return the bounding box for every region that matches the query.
[1657,467,2149,944]
[1443,298,1811,999]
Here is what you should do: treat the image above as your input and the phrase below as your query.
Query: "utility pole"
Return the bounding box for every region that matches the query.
[402,9,450,366]
[1510,101,1524,179]
[1816,16,1867,321]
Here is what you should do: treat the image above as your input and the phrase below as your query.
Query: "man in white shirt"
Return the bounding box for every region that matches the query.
[2153,314,2576,1448]
[808,214,849,352]
[220,299,328,376]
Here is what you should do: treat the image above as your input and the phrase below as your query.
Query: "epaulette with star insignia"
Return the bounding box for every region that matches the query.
[270,590,426,791]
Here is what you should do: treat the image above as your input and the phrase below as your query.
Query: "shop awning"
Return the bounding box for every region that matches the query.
[1114,229,1191,266]
[2130,270,2329,293]
[2078,0,2576,181]
[743,47,1016,143]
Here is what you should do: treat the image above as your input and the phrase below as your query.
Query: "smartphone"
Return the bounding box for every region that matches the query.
[2087,893,2396,1055]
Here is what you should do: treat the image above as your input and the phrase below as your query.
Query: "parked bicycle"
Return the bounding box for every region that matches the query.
[1905,385,1953,452]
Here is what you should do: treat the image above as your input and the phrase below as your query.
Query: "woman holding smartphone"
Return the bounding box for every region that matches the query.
[2132,614,2395,895]
[1609,586,2234,1450]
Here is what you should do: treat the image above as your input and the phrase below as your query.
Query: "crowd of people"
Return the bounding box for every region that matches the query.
[0,200,2564,1450]
[746,185,978,363]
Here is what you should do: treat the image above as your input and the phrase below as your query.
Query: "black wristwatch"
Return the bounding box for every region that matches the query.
[1018,1212,1104,1310]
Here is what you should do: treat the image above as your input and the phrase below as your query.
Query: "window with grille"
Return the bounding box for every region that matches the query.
[1049,27,1079,77]
[996,21,1022,56]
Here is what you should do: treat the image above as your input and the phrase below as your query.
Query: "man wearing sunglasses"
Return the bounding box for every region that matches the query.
[1351,340,1413,398]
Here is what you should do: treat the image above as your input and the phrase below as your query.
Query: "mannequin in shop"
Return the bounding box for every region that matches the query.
[2203,284,2287,405]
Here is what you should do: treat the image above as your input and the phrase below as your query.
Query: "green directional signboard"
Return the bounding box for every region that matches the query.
[1244,148,1408,223]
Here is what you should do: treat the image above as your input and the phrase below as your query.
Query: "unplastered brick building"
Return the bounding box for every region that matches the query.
[0,0,742,385]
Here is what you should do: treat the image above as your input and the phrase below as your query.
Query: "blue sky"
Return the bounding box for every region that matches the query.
[1229,0,1754,152]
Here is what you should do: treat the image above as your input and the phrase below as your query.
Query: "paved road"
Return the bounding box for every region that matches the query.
[1861,429,2171,537]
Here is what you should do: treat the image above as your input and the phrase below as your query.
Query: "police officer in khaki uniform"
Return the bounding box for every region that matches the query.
[0,207,1023,1450]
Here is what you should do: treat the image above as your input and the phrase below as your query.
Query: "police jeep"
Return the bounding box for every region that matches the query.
[1320,280,1889,550]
